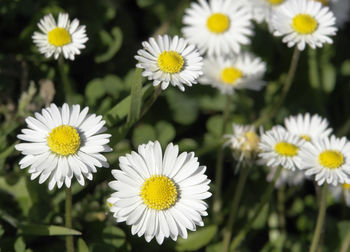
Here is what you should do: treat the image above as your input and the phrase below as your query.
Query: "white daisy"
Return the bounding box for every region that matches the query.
[247,0,287,26]
[135,35,203,91]
[259,126,306,170]
[15,103,112,190]
[182,0,253,56]
[284,113,333,142]
[299,135,350,186]
[272,0,337,50]
[225,124,260,161]
[32,13,88,60]
[107,141,211,244]
[199,52,266,95]
[311,0,350,28]
[330,183,350,207]
[267,166,306,188]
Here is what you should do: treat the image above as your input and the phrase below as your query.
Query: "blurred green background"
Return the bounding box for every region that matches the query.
[1,0,350,251]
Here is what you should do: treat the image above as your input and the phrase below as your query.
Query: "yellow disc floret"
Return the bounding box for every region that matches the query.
[342,183,350,190]
[314,0,329,6]
[275,142,298,156]
[242,131,260,152]
[266,0,285,5]
[292,14,318,35]
[47,125,81,156]
[300,134,311,141]
[48,27,71,47]
[206,13,230,34]
[221,67,243,85]
[140,175,178,210]
[318,150,344,169]
[157,51,184,74]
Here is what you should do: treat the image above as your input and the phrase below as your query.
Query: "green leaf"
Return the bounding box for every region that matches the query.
[321,63,336,93]
[166,89,199,125]
[0,224,4,237]
[337,221,350,241]
[177,138,198,152]
[132,124,157,147]
[127,68,143,124]
[102,226,126,248]
[95,27,123,63]
[18,223,81,236]
[155,121,176,146]
[175,225,217,251]
[14,236,26,252]
[105,84,153,127]
[206,115,223,137]
[206,242,222,252]
[77,238,89,252]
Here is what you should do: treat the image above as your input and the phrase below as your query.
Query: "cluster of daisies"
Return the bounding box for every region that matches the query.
[18,0,348,246]
[225,113,350,205]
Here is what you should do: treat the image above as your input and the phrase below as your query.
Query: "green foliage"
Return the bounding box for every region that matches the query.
[175,225,218,251]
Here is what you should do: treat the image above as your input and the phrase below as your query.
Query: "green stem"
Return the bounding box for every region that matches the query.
[277,185,286,234]
[213,95,231,221]
[230,166,283,251]
[254,47,301,126]
[222,164,251,252]
[65,187,74,252]
[58,57,72,104]
[140,85,162,119]
[309,183,328,252]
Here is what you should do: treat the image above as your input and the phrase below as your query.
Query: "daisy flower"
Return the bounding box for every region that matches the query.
[225,124,260,161]
[32,13,88,60]
[271,0,337,50]
[299,135,350,186]
[182,0,253,56]
[135,35,203,91]
[267,166,306,188]
[247,0,287,26]
[15,103,112,190]
[199,53,266,95]
[259,126,306,170]
[284,113,332,142]
[330,183,350,207]
[108,141,211,244]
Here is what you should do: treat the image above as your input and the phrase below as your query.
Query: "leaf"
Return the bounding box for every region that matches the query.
[77,238,89,252]
[127,68,143,124]
[165,88,199,125]
[18,223,81,236]
[14,236,26,252]
[105,84,153,127]
[132,124,157,147]
[102,226,126,248]
[95,27,123,63]
[206,242,222,252]
[206,115,223,137]
[321,63,336,93]
[0,224,4,237]
[337,221,350,241]
[175,225,217,251]
[155,121,176,146]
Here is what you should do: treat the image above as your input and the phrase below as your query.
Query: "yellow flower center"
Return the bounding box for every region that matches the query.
[266,0,285,5]
[318,150,344,169]
[48,28,72,47]
[157,51,184,74]
[274,142,298,156]
[242,131,260,151]
[300,134,311,141]
[206,13,230,34]
[342,183,350,190]
[292,14,318,35]
[220,67,243,85]
[314,0,328,6]
[140,175,178,210]
[47,125,81,156]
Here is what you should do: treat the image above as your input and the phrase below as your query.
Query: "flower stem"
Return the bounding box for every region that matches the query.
[222,164,251,252]
[58,57,73,104]
[213,95,231,221]
[340,229,350,252]
[65,187,74,252]
[230,166,283,251]
[309,183,328,252]
[140,85,162,119]
[254,47,301,126]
